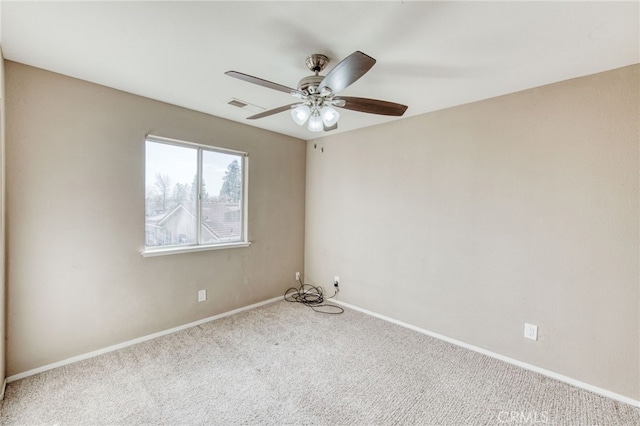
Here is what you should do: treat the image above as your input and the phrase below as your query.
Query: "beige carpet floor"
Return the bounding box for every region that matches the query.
[1,300,639,425]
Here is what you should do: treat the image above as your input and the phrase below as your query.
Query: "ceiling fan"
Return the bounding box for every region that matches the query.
[225,51,408,132]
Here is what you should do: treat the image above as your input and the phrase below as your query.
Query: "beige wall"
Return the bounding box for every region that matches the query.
[0,48,6,393]
[5,58,639,401]
[305,65,640,399]
[5,61,306,376]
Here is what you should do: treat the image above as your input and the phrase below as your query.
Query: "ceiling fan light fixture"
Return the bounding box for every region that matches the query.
[319,86,332,97]
[226,51,408,133]
[307,113,324,132]
[320,106,340,127]
[291,104,311,125]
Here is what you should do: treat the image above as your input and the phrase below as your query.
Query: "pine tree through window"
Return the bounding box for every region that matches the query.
[144,136,248,254]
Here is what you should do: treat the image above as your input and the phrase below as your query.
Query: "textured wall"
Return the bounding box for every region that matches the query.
[5,61,306,375]
[305,65,639,399]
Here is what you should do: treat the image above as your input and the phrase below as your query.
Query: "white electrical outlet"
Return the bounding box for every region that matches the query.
[198,289,207,302]
[524,323,538,341]
[334,276,340,286]
[296,272,301,281]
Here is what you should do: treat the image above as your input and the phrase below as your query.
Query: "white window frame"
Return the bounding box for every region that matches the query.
[142,134,250,257]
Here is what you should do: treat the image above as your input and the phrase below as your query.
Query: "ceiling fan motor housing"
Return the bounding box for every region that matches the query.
[297,75,325,94]
[299,54,330,94]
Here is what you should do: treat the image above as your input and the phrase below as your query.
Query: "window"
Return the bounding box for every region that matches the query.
[143,135,249,256]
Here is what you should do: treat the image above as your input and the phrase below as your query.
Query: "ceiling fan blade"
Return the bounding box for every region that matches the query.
[335,96,408,116]
[319,51,376,94]
[225,71,306,98]
[246,103,301,120]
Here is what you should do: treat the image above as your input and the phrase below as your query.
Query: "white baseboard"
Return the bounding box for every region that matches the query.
[333,299,640,409]
[0,378,6,400]
[6,296,283,383]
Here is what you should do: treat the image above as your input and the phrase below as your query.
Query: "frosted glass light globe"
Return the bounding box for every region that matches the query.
[320,106,339,127]
[307,114,323,132]
[291,105,311,125]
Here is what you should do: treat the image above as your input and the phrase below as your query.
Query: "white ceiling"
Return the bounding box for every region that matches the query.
[1,1,638,141]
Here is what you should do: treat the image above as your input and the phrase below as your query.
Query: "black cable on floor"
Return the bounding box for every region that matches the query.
[284,278,344,314]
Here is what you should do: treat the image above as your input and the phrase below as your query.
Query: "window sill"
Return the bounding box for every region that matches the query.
[141,242,251,257]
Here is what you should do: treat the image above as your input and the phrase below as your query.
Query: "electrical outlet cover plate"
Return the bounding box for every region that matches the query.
[198,289,207,302]
[524,323,538,341]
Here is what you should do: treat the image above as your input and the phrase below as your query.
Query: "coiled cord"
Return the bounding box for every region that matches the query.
[284,278,344,314]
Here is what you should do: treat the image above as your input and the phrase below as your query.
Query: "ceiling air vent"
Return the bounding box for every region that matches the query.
[227,98,265,114]
[228,99,247,108]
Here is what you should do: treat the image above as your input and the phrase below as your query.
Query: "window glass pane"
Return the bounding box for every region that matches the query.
[145,141,198,247]
[201,150,243,243]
